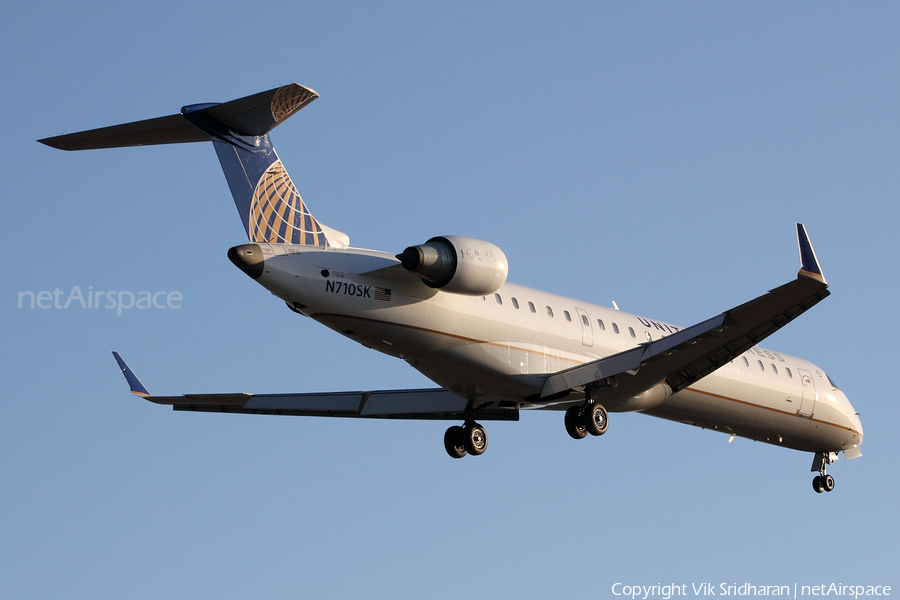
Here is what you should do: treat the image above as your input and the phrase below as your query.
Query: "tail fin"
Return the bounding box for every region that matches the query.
[39,83,347,248]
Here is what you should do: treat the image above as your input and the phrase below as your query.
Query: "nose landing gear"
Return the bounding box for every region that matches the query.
[811,451,838,493]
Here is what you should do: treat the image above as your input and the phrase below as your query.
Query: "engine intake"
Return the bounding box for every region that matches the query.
[397,236,508,296]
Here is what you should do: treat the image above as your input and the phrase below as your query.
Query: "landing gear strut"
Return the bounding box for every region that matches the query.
[565,395,609,441]
[443,419,488,459]
[811,451,837,493]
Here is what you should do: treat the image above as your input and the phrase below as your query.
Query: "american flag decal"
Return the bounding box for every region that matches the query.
[374,287,392,301]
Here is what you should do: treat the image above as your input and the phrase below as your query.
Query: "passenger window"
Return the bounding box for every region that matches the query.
[786,368,793,378]
[528,301,536,313]
[612,323,619,334]
[758,360,764,371]
[645,331,652,342]
[546,306,554,318]
[581,314,589,326]
[564,310,572,322]
[628,327,636,338]
[772,364,778,375]
[494,293,502,305]
[512,297,519,309]
[742,357,749,367]
[597,319,606,331]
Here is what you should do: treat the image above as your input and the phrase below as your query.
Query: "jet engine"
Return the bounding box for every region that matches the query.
[396,236,508,296]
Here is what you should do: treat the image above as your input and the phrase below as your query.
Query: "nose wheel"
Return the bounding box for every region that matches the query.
[813,474,835,493]
[811,451,837,493]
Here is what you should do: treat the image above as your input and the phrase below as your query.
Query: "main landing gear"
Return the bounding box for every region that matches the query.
[444,421,487,459]
[564,401,609,440]
[442,398,609,458]
[811,451,837,493]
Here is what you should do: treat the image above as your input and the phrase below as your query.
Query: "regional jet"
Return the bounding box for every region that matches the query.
[39,83,863,492]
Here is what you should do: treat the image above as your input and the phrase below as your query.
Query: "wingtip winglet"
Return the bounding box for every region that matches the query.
[111,351,152,398]
[796,223,827,285]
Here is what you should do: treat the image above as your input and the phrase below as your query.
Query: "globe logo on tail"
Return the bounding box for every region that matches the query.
[249,160,327,246]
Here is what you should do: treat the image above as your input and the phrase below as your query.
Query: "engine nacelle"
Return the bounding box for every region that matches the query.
[396,236,509,296]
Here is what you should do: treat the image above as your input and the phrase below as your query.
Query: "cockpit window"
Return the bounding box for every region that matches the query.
[826,373,841,390]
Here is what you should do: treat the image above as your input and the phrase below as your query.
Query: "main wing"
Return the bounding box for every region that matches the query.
[539,223,829,409]
[111,352,517,421]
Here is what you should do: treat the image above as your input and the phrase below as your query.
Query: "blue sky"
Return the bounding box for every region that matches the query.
[2,2,898,598]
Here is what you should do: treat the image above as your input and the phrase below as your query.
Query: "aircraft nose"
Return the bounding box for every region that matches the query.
[851,408,864,444]
[228,244,265,280]
[838,390,864,450]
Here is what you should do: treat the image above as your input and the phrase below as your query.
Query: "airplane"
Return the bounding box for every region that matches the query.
[39,83,862,493]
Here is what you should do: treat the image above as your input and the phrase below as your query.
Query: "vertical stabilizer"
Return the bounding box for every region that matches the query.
[39,83,348,248]
[181,84,335,247]
[209,137,330,246]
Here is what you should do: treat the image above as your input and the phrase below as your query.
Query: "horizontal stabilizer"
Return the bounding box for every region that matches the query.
[38,83,318,151]
[196,83,318,137]
[39,114,209,151]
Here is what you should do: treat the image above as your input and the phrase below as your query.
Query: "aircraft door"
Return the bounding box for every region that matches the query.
[797,368,816,418]
[575,308,593,347]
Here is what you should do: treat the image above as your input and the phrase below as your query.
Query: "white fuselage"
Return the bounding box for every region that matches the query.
[252,244,863,456]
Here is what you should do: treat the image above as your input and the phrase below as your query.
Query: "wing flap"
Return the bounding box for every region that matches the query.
[169,389,511,420]
[168,389,512,420]
[139,388,468,418]
[360,389,466,416]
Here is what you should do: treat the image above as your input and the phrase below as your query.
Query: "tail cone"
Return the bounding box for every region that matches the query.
[228,244,265,280]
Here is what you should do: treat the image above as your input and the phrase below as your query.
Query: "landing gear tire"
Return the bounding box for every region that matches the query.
[565,406,588,440]
[444,425,467,459]
[464,423,487,456]
[812,474,835,493]
[584,403,609,437]
[813,475,824,493]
